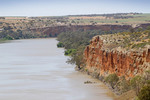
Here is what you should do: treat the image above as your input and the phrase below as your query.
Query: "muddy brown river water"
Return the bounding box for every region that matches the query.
[0,38,114,100]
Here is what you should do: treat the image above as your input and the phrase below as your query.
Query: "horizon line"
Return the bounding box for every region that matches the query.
[1,12,150,17]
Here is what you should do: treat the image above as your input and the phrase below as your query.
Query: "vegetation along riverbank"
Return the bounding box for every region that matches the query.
[57,26,150,100]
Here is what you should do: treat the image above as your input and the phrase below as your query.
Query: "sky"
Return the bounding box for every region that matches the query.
[0,0,150,16]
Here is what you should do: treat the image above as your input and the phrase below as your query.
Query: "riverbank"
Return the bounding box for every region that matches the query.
[75,66,118,94]
[0,39,7,43]
[75,67,117,96]
[0,37,57,44]
[76,66,137,100]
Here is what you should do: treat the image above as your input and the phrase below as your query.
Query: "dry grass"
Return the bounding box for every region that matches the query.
[69,16,107,20]
[114,90,136,100]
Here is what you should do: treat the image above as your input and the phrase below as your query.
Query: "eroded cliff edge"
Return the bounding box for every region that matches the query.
[82,35,150,80]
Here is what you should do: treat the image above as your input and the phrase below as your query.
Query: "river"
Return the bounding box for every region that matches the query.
[0,38,114,100]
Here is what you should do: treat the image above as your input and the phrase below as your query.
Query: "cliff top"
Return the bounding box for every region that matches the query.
[91,30,150,53]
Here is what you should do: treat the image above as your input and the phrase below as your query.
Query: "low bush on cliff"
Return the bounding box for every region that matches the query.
[131,42,150,48]
[130,75,143,95]
[136,71,150,100]
[118,76,131,93]
[130,76,142,89]
[128,70,150,99]
[143,70,150,82]
[138,84,150,100]
[119,27,150,49]
[105,74,119,88]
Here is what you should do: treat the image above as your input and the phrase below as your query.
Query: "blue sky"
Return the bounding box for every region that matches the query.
[0,0,150,16]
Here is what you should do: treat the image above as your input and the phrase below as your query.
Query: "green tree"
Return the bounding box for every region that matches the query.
[57,42,64,47]
[105,74,119,88]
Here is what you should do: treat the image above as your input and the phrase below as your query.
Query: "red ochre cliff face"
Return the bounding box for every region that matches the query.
[83,36,150,79]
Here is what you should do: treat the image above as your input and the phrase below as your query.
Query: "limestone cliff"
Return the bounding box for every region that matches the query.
[83,35,150,79]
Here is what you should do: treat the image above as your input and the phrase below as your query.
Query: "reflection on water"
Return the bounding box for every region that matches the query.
[0,38,114,100]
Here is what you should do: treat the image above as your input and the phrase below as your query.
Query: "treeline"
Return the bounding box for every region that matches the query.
[0,26,50,41]
[67,13,140,17]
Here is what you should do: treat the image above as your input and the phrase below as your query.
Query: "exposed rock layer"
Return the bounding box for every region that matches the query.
[30,23,150,37]
[30,25,131,36]
[83,36,150,79]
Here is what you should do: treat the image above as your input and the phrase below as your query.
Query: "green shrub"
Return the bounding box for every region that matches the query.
[131,42,148,48]
[119,76,131,92]
[105,74,119,88]
[130,76,142,89]
[65,49,76,56]
[84,68,88,72]
[4,35,13,40]
[57,42,64,48]
[144,70,150,81]
[138,85,150,100]
[130,75,144,95]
